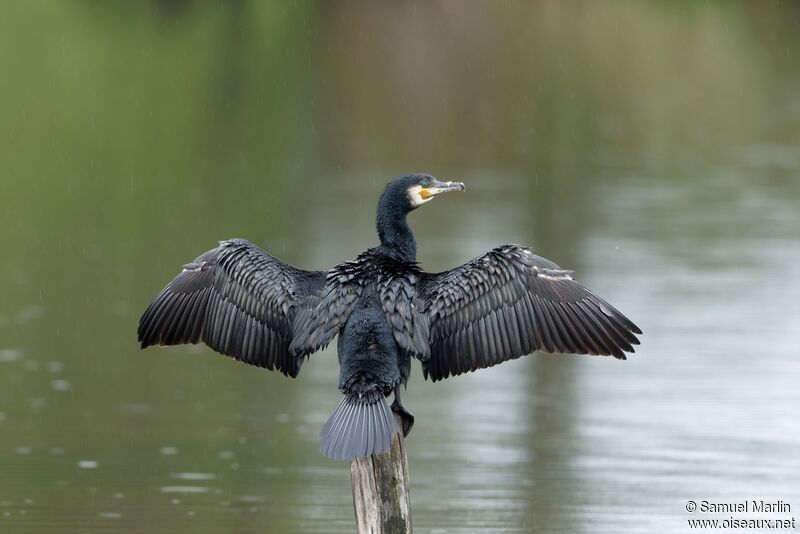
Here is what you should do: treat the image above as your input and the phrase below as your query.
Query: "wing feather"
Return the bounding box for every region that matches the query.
[138,239,326,377]
[417,245,642,381]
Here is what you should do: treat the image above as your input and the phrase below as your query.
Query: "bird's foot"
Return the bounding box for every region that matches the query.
[390,399,415,437]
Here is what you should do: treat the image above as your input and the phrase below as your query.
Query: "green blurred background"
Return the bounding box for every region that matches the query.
[1,1,799,533]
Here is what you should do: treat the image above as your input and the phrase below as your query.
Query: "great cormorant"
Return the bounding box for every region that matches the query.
[138,174,641,461]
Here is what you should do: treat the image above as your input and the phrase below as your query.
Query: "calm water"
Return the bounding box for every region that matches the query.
[1,2,799,533]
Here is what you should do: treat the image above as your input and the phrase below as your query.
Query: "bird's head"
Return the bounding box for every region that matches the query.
[381,173,466,213]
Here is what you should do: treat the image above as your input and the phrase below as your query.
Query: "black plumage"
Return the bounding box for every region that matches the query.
[138,173,642,461]
[138,239,326,377]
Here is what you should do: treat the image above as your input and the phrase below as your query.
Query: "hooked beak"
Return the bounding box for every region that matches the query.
[421,179,466,199]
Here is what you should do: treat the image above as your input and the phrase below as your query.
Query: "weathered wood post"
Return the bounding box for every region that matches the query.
[350,415,412,533]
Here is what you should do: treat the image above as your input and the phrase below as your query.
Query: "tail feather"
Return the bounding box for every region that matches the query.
[320,393,399,461]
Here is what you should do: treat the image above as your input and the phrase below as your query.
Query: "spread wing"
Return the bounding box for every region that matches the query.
[137,239,326,377]
[416,245,642,381]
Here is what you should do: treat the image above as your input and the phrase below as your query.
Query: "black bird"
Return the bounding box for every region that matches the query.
[138,174,642,461]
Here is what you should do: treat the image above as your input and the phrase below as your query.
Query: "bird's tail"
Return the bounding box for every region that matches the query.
[320,391,399,461]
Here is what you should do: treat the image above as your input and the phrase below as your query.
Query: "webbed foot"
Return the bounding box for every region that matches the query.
[390,386,415,437]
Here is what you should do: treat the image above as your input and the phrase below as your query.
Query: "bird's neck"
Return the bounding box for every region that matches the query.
[376,206,417,262]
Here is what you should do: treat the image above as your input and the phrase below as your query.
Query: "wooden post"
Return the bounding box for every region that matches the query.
[350,415,412,534]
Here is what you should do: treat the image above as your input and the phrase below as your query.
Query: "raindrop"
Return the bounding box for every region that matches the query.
[47,361,64,373]
[15,447,31,455]
[160,446,178,456]
[77,460,98,469]
[99,512,122,519]
[218,450,234,460]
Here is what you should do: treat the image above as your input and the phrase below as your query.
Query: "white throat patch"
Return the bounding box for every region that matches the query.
[407,185,433,207]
